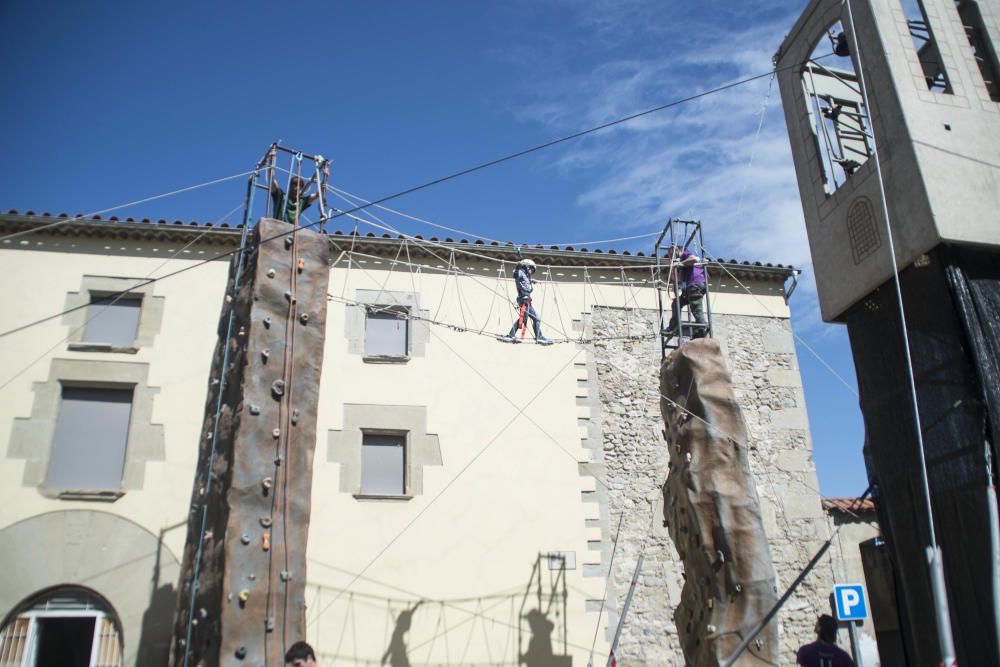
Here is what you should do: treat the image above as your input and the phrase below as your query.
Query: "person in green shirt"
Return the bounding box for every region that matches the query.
[268,146,329,225]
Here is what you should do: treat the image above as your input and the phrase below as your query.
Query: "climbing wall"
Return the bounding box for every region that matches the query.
[660,339,779,666]
[169,218,330,666]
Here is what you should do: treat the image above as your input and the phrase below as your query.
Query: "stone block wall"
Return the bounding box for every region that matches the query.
[581,306,833,665]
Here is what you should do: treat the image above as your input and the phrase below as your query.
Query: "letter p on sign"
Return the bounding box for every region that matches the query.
[834,584,868,621]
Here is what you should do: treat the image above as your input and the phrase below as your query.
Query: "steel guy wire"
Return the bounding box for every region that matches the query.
[328,182,662,249]
[1,55,830,341]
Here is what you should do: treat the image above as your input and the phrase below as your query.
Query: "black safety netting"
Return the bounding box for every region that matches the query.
[844,244,1000,666]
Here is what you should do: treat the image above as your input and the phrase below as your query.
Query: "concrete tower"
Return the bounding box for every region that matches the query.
[776,0,1000,664]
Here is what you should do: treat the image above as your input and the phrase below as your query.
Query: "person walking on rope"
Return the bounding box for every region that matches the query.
[268,146,329,225]
[502,258,553,345]
[663,245,708,339]
[796,615,855,667]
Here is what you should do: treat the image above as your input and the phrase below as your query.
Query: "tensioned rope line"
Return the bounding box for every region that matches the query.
[328,182,662,249]
[0,170,256,244]
[0,54,831,342]
[325,290,655,345]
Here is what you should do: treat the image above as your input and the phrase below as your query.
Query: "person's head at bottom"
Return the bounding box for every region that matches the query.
[816,614,839,643]
[285,641,316,666]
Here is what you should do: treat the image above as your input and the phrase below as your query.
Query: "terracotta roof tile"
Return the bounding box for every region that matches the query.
[0,209,798,271]
[822,497,876,514]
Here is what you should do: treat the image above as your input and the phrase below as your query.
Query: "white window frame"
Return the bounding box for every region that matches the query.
[7,609,120,667]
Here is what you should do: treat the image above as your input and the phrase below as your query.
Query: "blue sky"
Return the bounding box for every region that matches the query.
[0,0,866,496]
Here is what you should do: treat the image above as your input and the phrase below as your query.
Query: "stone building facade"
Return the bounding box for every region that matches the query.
[582,306,835,664]
[0,211,844,666]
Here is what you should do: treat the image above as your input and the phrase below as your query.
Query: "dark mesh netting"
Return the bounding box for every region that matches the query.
[845,245,1000,666]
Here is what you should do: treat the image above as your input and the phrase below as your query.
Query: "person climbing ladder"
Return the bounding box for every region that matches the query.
[501,258,553,345]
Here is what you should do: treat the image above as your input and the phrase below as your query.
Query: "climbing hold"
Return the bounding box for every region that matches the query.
[685,452,692,463]
[248,573,256,581]
[262,477,273,493]
[198,608,208,619]
[734,584,742,593]
[260,516,272,528]
[237,327,246,338]
[291,409,300,425]
[272,427,280,439]
[238,589,250,604]
[266,268,276,278]
[271,379,285,398]
[266,617,275,632]
[297,258,305,273]
[280,571,291,582]
[262,530,270,551]
[299,312,309,324]
[707,598,713,609]
[706,624,716,634]
[204,530,213,540]
[249,404,261,416]
[284,236,293,249]
[755,638,764,649]
[235,646,247,659]
[275,455,283,466]
[263,317,272,328]
[225,295,232,304]
[716,550,725,564]
[284,290,295,303]
[261,349,269,362]
[241,533,251,545]
[191,618,198,627]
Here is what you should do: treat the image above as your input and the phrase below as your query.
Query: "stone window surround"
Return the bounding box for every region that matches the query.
[344,289,429,362]
[328,404,441,500]
[63,275,165,354]
[8,359,165,501]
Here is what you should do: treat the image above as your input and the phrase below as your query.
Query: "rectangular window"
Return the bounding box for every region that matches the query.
[83,296,142,348]
[955,0,1000,101]
[46,386,133,492]
[364,306,409,358]
[900,0,953,93]
[361,433,406,495]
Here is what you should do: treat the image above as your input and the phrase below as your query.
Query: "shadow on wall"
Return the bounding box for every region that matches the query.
[521,608,570,667]
[137,519,185,664]
[309,553,575,665]
[381,600,424,667]
[136,584,176,664]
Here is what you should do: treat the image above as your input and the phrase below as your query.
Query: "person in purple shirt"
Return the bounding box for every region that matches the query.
[664,246,708,339]
[796,615,855,667]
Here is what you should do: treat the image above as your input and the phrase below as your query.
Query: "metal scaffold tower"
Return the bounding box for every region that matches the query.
[655,218,713,358]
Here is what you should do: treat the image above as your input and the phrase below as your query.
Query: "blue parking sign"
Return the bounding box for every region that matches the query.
[834,584,868,621]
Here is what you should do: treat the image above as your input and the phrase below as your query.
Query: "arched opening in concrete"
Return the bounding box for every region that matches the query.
[800,20,872,194]
[0,585,123,667]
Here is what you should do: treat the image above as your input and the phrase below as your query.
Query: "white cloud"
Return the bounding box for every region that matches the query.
[501,2,827,296]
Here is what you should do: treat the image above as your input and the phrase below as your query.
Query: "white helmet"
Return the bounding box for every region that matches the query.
[520,258,537,271]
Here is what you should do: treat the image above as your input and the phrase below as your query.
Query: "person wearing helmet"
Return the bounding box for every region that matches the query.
[502,258,553,345]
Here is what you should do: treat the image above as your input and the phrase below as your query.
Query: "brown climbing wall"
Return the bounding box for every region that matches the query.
[169,218,330,666]
[660,338,779,666]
